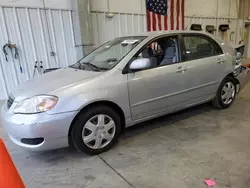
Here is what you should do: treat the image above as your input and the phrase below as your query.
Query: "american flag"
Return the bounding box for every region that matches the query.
[146,0,185,31]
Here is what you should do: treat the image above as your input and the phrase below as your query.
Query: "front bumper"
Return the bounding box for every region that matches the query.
[235,66,250,93]
[1,102,77,151]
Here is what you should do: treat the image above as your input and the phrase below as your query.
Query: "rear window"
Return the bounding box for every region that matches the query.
[183,35,223,61]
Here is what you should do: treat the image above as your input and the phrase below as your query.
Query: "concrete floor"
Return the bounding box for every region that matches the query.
[1,85,250,188]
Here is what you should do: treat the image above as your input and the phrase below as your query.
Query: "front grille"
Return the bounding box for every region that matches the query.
[7,96,14,109]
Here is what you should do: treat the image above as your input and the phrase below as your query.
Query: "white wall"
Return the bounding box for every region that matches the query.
[185,0,239,18]
[91,0,239,18]
[0,0,72,9]
[0,7,78,99]
[0,0,84,55]
[0,0,85,99]
[91,0,145,14]
[90,0,245,58]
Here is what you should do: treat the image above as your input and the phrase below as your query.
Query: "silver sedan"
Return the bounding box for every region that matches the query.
[1,31,250,155]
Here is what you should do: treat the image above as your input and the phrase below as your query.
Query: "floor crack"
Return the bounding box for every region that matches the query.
[98,155,135,187]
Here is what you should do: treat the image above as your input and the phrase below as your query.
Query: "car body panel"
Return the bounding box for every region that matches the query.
[128,62,188,120]
[11,68,102,102]
[1,101,75,150]
[181,54,227,101]
[47,67,132,120]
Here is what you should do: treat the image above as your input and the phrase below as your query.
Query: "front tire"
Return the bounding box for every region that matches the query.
[212,76,236,109]
[70,105,121,155]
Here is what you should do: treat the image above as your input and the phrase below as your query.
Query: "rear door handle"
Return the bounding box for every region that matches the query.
[176,67,187,73]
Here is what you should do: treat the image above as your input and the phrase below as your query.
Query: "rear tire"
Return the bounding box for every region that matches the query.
[212,76,236,109]
[70,105,121,155]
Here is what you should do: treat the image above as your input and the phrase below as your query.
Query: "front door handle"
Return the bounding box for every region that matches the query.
[217,58,225,64]
[176,67,187,73]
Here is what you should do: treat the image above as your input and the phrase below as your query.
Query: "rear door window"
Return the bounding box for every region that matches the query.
[182,35,223,61]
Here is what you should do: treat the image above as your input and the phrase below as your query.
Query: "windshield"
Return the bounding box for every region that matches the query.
[70,36,146,71]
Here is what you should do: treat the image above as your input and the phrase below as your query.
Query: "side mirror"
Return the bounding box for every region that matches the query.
[129,58,151,70]
[236,52,242,59]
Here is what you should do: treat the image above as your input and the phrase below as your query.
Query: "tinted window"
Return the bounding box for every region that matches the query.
[183,35,223,61]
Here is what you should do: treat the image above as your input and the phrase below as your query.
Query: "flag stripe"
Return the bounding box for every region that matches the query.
[164,14,168,30]
[157,14,162,30]
[167,0,171,30]
[176,0,180,30]
[181,0,185,30]
[146,10,151,32]
[152,12,157,31]
[170,0,174,30]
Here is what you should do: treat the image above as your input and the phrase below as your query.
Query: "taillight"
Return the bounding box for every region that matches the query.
[236,52,241,66]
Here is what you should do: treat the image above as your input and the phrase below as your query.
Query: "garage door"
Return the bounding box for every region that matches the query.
[0,6,77,99]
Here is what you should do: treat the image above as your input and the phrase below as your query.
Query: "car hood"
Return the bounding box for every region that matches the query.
[11,68,102,101]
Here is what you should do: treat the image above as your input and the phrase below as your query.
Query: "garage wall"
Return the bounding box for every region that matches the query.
[91,13,243,46]
[1,0,241,18]
[91,0,242,47]
[239,0,250,19]
[91,0,239,17]
[185,0,239,18]
[0,0,73,9]
[91,12,146,46]
[0,5,79,99]
[91,0,145,14]
[0,0,88,99]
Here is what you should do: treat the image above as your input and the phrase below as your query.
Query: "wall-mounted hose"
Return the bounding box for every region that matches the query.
[2,43,23,73]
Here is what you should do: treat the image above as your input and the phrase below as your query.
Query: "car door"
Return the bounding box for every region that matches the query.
[179,34,225,103]
[126,35,190,122]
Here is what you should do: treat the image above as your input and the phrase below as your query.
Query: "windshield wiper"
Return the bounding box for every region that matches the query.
[77,61,82,69]
[84,62,100,69]
[73,61,111,72]
[81,62,101,72]
[106,58,118,62]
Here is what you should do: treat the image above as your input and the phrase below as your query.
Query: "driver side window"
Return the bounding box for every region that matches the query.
[132,36,180,71]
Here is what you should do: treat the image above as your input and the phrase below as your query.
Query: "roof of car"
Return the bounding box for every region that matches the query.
[124,30,224,46]
[135,30,212,37]
[136,30,238,52]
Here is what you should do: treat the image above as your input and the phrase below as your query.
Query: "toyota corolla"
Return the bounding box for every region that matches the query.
[1,31,250,155]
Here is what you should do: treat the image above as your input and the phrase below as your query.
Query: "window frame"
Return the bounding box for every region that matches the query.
[180,33,224,62]
[122,34,182,74]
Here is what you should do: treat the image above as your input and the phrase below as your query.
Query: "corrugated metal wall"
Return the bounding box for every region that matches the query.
[91,12,146,47]
[0,6,78,99]
[184,17,243,44]
[239,0,249,19]
[91,11,244,46]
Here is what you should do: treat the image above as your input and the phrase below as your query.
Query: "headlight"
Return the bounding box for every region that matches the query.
[14,95,58,114]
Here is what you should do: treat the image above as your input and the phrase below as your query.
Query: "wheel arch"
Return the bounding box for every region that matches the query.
[68,100,126,146]
[225,72,240,92]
